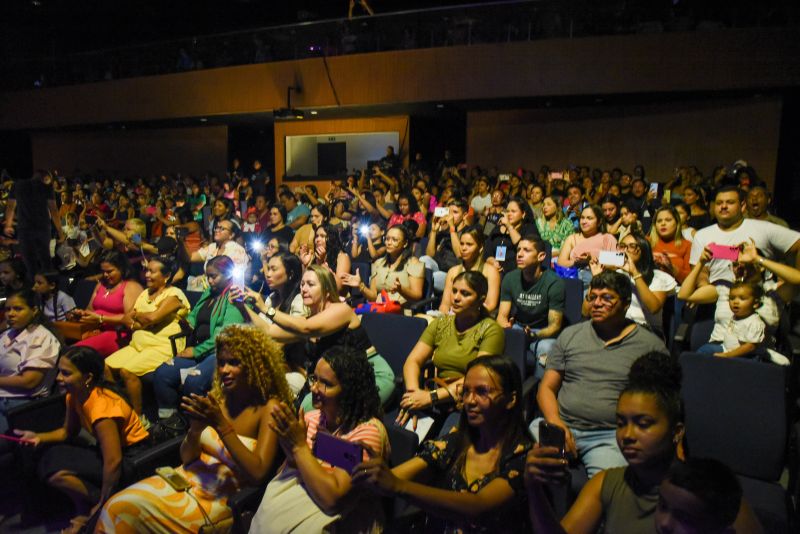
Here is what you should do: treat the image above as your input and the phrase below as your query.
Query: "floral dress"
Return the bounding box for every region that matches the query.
[416,432,531,534]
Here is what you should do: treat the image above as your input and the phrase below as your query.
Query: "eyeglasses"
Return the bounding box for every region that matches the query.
[617,243,640,252]
[307,374,335,392]
[215,226,233,233]
[585,293,618,306]
[456,384,500,402]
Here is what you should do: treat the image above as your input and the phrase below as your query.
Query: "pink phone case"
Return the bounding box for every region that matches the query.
[709,243,740,261]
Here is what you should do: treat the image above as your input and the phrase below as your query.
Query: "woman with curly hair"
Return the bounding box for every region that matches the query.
[97,324,293,533]
[249,345,390,533]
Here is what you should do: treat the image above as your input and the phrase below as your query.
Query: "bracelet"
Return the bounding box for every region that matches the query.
[632,274,643,281]
[757,257,765,266]
[449,226,456,233]
[99,315,104,325]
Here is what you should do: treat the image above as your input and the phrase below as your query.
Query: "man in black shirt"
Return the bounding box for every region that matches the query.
[3,171,64,274]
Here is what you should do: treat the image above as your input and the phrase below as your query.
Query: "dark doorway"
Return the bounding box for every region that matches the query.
[317,142,346,178]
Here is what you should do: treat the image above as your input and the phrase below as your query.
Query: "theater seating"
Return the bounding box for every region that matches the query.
[679,352,798,533]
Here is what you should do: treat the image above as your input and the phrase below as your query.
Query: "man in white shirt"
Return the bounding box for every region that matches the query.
[690,185,800,284]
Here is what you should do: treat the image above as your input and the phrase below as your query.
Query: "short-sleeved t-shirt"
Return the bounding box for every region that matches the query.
[470,194,492,215]
[421,315,505,379]
[371,256,425,305]
[500,269,565,329]
[721,313,766,352]
[387,211,426,230]
[286,204,311,225]
[68,388,149,446]
[546,321,668,431]
[690,219,800,283]
[625,269,677,330]
[0,324,60,398]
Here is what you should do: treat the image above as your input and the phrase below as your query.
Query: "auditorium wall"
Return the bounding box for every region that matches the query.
[31,126,228,177]
[467,97,782,188]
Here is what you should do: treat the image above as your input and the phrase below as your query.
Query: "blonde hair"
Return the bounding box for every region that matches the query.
[306,264,340,304]
[649,206,684,248]
[125,218,147,237]
[210,324,294,407]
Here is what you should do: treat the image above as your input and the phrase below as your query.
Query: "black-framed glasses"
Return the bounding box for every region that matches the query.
[307,374,334,392]
[617,243,640,252]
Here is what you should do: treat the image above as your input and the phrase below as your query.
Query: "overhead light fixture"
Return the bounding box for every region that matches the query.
[310,110,318,115]
[436,104,445,109]
[200,118,208,122]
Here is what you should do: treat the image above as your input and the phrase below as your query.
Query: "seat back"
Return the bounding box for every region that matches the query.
[350,262,372,302]
[361,314,428,378]
[562,278,584,327]
[384,418,419,467]
[680,352,787,481]
[185,290,204,308]
[71,279,97,309]
[6,393,67,433]
[503,328,528,380]
[689,319,715,352]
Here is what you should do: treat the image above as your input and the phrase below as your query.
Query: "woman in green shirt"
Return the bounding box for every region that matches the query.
[536,194,574,257]
[397,271,505,431]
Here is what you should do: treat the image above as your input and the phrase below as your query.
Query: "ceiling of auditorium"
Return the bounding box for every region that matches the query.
[1,0,498,59]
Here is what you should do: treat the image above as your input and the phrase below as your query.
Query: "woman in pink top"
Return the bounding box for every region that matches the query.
[70,251,143,357]
[557,204,617,267]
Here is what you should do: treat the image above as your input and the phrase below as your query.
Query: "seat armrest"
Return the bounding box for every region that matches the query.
[407,297,438,314]
[6,393,67,433]
[128,435,185,480]
[169,331,191,357]
[672,322,690,358]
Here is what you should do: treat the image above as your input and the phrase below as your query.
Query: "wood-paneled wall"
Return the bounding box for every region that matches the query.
[467,97,782,189]
[32,126,228,177]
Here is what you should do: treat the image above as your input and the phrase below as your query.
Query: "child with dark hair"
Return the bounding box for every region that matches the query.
[656,458,749,534]
[32,270,75,321]
[698,280,765,359]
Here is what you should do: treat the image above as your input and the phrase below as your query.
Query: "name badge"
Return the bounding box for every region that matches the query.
[495,246,507,261]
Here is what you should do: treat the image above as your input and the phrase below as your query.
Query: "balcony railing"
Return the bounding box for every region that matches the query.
[2,0,798,91]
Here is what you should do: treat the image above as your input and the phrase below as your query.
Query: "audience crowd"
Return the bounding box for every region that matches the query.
[0,152,794,533]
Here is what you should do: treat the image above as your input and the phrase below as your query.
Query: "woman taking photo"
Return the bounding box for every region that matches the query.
[397,272,505,433]
[299,224,351,294]
[589,232,676,335]
[236,252,308,395]
[343,224,424,309]
[649,206,692,283]
[485,196,540,274]
[351,219,387,265]
[71,251,144,357]
[438,227,501,314]
[150,256,245,436]
[250,265,395,410]
[536,194,574,257]
[525,352,761,534]
[105,256,190,422]
[354,356,533,533]
[557,204,617,269]
[249,346,390,534]
[98,325,293,533]
[0,289,61,434]
[16,347,149,534]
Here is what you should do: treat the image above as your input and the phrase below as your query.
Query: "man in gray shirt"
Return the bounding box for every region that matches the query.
[531,271,668,476]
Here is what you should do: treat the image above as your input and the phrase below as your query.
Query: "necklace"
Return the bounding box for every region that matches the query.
[103,282,120,298]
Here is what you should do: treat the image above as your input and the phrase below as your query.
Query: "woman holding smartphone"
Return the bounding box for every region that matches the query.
[249,346,390,533]
[524,351,761,534]
[97,325,293,533]
[354,356,533,533]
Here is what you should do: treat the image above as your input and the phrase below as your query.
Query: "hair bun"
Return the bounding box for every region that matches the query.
[628,351,682,393]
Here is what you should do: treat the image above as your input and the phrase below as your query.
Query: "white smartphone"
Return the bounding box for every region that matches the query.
[649,182,660,196]
[434,206,449,218]
[155,467,192,492]
[598,250,626,267]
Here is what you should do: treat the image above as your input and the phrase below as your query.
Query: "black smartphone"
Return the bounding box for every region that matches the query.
[539,421,566,459]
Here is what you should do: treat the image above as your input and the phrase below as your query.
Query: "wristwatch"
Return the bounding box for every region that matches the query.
[266,307,277,319]
[430,389,439,406]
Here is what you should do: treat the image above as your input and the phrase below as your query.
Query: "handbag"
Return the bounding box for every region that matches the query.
[354,290,401,315]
